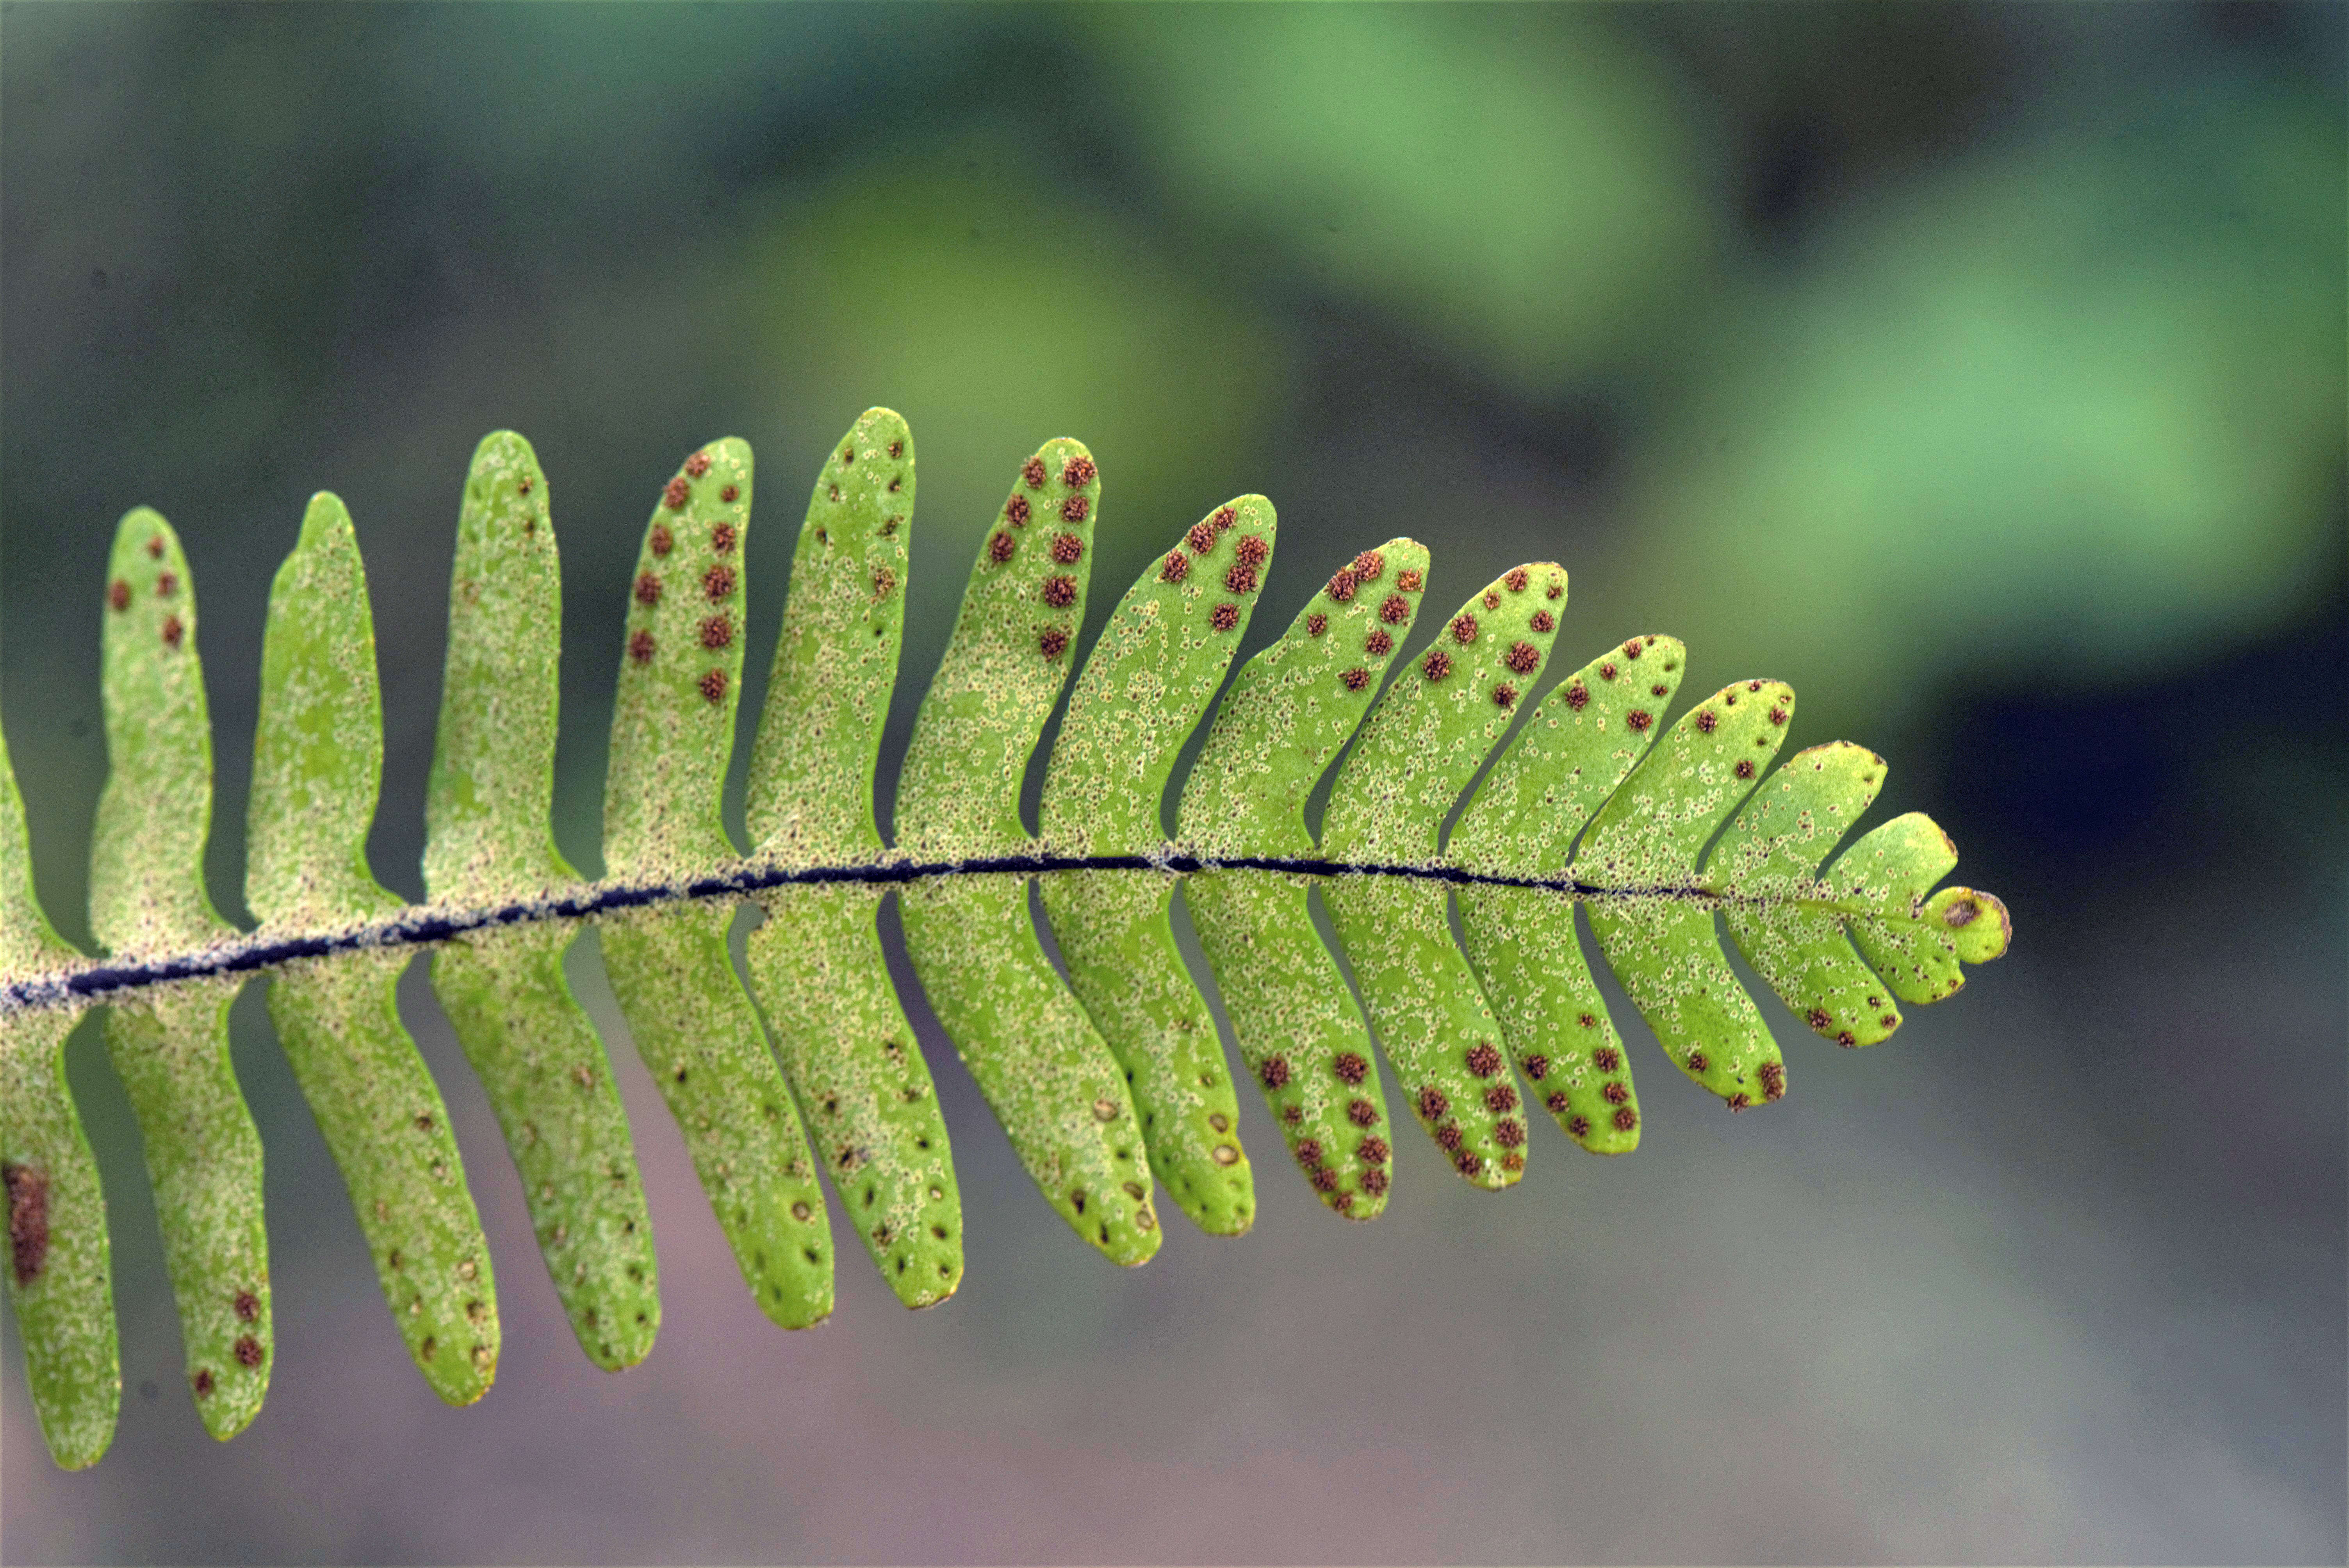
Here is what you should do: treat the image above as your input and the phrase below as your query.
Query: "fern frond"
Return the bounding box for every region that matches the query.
[0,408,2010,1469]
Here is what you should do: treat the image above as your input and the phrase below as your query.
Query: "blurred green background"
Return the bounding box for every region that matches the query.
[3,4,2342,1562]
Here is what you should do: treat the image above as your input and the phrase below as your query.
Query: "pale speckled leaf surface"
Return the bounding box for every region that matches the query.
[246,497,500,1400]
[897,441,1160,1263]
[87,521,272,1436]
[744,410,961,1308]
[1453,637,1685,1152]
[599,442,834,1330]
[1,725,114,1469]
[1322,563,1565,1190]
[423,431,657,1371]
[1178,540,1429,1218]
[1039,496,1275,1235]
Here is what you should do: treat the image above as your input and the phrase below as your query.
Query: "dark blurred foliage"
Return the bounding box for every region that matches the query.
[2,5,2342,1563]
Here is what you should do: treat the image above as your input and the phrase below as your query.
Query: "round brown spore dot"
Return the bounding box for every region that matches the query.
[1260,1057,1291,1090]
[1211,602,1241,632]
[685,451,712,479]
[650,524,674,557]
[1281,1105,1304,1125]
[1522,1054,1549,1081]
[1062,454,1096,487]
[1050,532,1085,564]
[1551,1095,1576,1118]
[1759,1061,1786,1100]
[1005,494,1031,527]
[1729,1092,1753,1111]
[1352,549,1385,582]
[1696,710,1718,733]
[872,565,896,599]
[1502,1151,1526,1172]
[1023,457,1048,489]
[1450,613,1479,645]
[234,1335,264,1368]
[1837,1029,1858,1048]
[1734,759,1757,779]
[1224,563,1259,594]
[1484,1083,1518,1113]
[1593,1044,1622,1071]
[634,571,662,608]
[720,485,740,504]
[1807,1008,1832,1031]
[1435,1122,1464,1151]
[1563,681,1590,711]
[1749,680,1764,691]
[699,615,733,650]
[1504,640,1541,675]
[699,669,728,705]
[1613,1106,1638,1131]
[1602,1082,1629,1106]
[628,629,656,664]
[704,563,737,601]
[1599,661,1618,682]
[1626,709,1653,732]
[1397,568,1424,592]
[663,476,691,510]
[1466,1042,1503,1077]
[1359,1135,1390,1164]
[1326,566,1359,603]
[1186,520,1218,554]
[1483,590,1501,610]
[162,615,184,649]
[1210,506,1237,533]
[1306,612,1328,637]
[1375,593,1411,627]
[146,536,166,559]
[1881,1013,1900,1029]
[1545,577,1563,599]
[1452,1147,1482,1175]
[1769,706,1788,726]
[156,572,177,597]
[194,1369,215,1398]
[1038,627,1070,661]
[988,531,1017,565]
[1651,684,1668,697]
[710,522,738,554]
[1495,1119,1526,1148]
[1340,667,1371,692]
[1361,1167,1390,1196]
[887,440,904,458]
[1059,495,1090,524]
[1364,629,1393,656]
[1507,567,1533,593]
[1235,535,1269,568]
[1309,1165,1339,1193]
[1333,1051,1369,1085]
[234,1290,260,1322]
[1530,609,1555,634]
[1686,1051,1709,1074]
[1492,683,1517,707]
[108,580,131,613]
[1625,640,1647,660]
[1417,1085,1449,1121]
[1041,575,1078,609]
[1159,550,1189,583]
[1294,1138,1324,1167]
[1422,647,1453,681]
[1347,1098,1379,1126]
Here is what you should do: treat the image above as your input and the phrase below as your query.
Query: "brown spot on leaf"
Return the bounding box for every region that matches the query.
[235,1290,259,1322]
[1326,567,1359,603]
[1210,506,1237,533]
[685,452,712,479]
[108,579,130,613]
[650,524,674,557]
[703,563,736,601]
[1359,1135,1391,1164]
[1041,575,1077,609]
[698,669,728,704]
[1211,602,1240,632]
[194,1368,215,1397]
[1038,627,1070,660]
[1503,567,1529,593]
[1422,647,1453,681]
[1602,1082,1630,1106]
[1467,1042,1503,1077]
[1333,1051,1369,1084]
[1050,532,1085,565]
[1260,1057,1291,1089]
[1504,640,1541,674]
[234,1335,264,1368]
[1023,458,1048,489]
[1059,495,1090,524]
[1307,612,1328,637]
[1734,759,1757,779]
[1397,568,1424,592]
[663,476,691,510]
[1626,709,1652,731]
[1686,1051,1709,1073]
[1485,1083,1519,1113]
[1005,494,1031,527]
[162,615,184,649]
[1696,710,1718,733]
[1352,549,1385,582]
[1062,455,1096,487]
[1224,563,1259,594]
[1186,521,1217,554]
[1769,707,1787,726]
[1451,613,1479,645]
[1495,1119,1526,1147]
[1613,1106,1638,1131]
[1492,683,1517,707]
[1340,667,1371,691]
[1365,630,1392,656]
[1944,898,1981,928]
[1159,550,1189,583]
[1563,681,1589,711]
[710,522,737,554]
[1348,1098,1379,1126]
[634,571,663,608]
[1417,1085,1449,1121]
[1361,1167,1389,1196]
[628,629,656,665]
[156,572,177,597]
[1530,609,1555,633]
[1294,1138,1324,1166]
[699,615,733,649]
[988,531,1016,565]
[5,1164,48,1285]
[1522,1054,1549,1080]
[1235,535,1269,568]
[1759,1061,1786,1100]
[1435,1122,1464,1151]
[146,536,166,559]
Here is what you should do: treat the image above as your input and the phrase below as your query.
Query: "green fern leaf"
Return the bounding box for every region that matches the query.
[1178,538,1430,1218]
[896,441,1164,1264]
[89,510,271,1438]
[0,406,2015,1469]
[0,727,114,1469]
[1321,562,1567,1189]
[599,439,835,1330]
[248,493,501,1406]
[743,409,963,1308]
[1037,495,1278,1236]
[424,432,659,1370]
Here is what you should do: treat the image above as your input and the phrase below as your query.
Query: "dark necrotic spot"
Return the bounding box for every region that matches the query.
[1294,1138,1324,1166]
[1602,1082,1629,1106]
[1563,681,1589,711]
[1613,1106,1638,1131]
[1379,593,1411,626]
[234,1335,264,1368]
[1359,1135,1391,1164]
[162,615,184,649]
[1505,641,1540,674]
[1686,1051,1709,1073]
[1734,759,1756,779]
[1593,1044,1622,1071]
[5,1164,48,1286]
[650,524,674,557]
[1309,1165,1339,1193]
[1484,1083,1518,1113]
[156,572,176,597]
[235,1290,260,1322]
[1435,1122,1464,1151]
[1697,710,1718,733]
[1495,1118,1526,1148]
[1759,1062,1786,1099]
